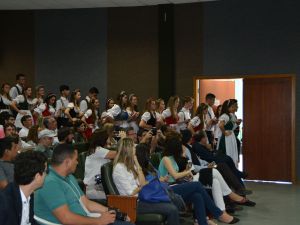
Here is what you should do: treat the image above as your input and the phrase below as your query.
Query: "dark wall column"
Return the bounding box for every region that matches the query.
[158,4,175,101]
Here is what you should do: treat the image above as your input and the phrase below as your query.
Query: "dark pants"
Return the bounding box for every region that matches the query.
[216,163,245,192]
[205,131,215,148]
[171,182,222,225]
[137,201,180,225]
[214,154,245,186]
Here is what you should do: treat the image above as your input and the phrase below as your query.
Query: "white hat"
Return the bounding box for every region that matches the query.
[38,129,56,139]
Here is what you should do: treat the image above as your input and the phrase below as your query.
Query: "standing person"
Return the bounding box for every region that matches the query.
[113,138,181,225]
[0,135,20,189]
[38,93,57,118]
[0,151,47,225]
[107,91,129,129]
[80,87,99,114]
[178,96,194,131]
[100,98,115,125]
[0,83,12,114]
[205,93,218,147]
[162,96,180,132]
[229,99,242,156]
[10,86,34,129]
[126,93,140,133]
[82,98,100,139]
[34,143,132,225]
[218,100,239,167]
[33,85,45,106]
[155,98,165,127]
[214,105,223,146]
[64,89,84,126]
[139,97,158,130]
[9,74,26,100]
[55,85,70,128]
[188,103,208,135]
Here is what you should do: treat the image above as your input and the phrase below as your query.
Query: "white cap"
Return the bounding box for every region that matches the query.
[38,129,56,139]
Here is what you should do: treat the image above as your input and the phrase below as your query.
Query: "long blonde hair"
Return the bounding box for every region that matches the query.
[113,138,138,178]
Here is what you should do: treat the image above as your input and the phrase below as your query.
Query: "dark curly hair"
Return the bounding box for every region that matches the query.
[14,151,47,185]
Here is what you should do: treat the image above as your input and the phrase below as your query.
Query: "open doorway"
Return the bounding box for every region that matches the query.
[194,75,296,183]
[195,78,244,171]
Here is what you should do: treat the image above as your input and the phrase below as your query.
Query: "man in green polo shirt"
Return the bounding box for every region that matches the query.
[34,143,133,225]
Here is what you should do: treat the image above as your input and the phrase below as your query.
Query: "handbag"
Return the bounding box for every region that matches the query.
[138,176,170,203]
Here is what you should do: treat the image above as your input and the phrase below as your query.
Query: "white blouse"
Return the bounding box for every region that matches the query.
[113,163,139,196]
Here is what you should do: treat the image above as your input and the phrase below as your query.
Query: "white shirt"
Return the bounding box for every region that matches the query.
[55,96,69,117]
[20,187,31,225]
[113,163,139,196]
[141,111,158,123]
[205,106,216,131]
[9,84,23,100]
[107,104,121,118]
[80,96,91,113]
[178,107,191,130]
[84,147,110,199]
[19,127,29,138]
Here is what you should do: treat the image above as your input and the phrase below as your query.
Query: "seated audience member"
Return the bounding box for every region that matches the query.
[84,129,117,200]
[43,116,59,144]
[193,131,247,181]
[35,143,133,225]
[80,87,99,113]
[25,125,39,147]
[18,115,33,139]
[123,127,138,144]
[35,129,55,158]
[113,138,180,225]
[181,129,251,196]
[57,127,74,144]
[0,111,16,126]
[56,85,70,128]
[4,123,16,136]
[102,122,118,150]
[0,151,47,225]
[0,135,20,189]
[73,120,88,143]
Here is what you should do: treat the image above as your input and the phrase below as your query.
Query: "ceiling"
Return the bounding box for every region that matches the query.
[0,0,217,10]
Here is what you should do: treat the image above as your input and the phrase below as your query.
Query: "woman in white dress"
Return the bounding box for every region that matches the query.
[10,86,35,129]
[217,100,239,167]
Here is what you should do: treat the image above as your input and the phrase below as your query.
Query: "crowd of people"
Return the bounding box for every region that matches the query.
[0,73,256,225]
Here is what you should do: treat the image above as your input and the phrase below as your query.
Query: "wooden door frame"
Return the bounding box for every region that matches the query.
[193,74,296,183]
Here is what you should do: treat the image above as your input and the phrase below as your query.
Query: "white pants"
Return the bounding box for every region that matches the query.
[211,168,232,211]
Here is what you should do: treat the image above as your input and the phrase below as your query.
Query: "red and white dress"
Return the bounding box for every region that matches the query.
[162,108,179,132]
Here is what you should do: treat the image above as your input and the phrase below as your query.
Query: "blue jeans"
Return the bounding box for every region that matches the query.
[137,201,180,225]
[171,182,223,225]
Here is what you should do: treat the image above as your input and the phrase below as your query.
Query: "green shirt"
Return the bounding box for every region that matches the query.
[158,156,179,183]
[34,166,86,223]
